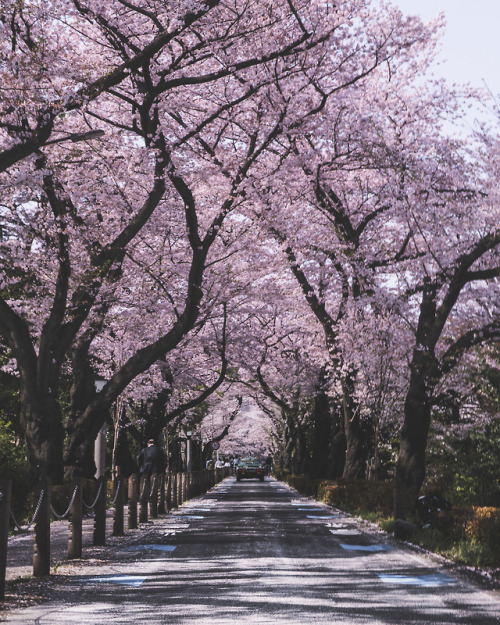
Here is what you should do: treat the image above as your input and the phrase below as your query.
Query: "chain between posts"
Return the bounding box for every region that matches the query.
[112,478,122,505]
[8,488,45,533]
[9,478,102,530]
[83,480,104,511]
[6,469,229,563]
[50,483,79,520]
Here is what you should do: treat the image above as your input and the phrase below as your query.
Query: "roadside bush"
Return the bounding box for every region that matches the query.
[284,474,322,497]
[318,479,393,518]
[408,505,500,570]
[279,474,393,520]
[464,507,500,560]
[277,474,500,572]
[0,421,26,480]
[446,506,474,540]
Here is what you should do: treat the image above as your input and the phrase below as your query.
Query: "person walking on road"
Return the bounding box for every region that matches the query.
[137,438,166,475]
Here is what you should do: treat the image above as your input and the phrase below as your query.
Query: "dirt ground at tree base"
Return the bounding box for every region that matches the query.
[1,510,138,619]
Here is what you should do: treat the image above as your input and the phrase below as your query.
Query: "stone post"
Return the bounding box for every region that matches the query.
[68,478,83,559]
[128,473,138,529]
[139,473,150,524]
[113,469,124,536]
[150,473,159,519]
[93,476,107,545]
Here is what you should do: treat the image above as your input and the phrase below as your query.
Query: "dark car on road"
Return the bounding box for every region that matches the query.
[235,457,266,482]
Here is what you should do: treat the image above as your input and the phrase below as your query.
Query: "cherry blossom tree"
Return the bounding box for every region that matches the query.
[393,135,500,516]
[244,4,499,504]
[248,16,445,478]
[2,0,497,522]
[0,0,351,481]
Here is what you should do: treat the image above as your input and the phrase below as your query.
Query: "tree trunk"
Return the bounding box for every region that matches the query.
[115,426,137,478]
[294,427,309,475]
[394,350,435,519]
[310,389,331,479]
[64,391,106,479]
[341,374,366,479]
[20,396,64,484]
[328,430,346,478]
[343,418,366,478]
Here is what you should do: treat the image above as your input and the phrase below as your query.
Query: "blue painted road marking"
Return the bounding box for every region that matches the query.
[299,507,325,511]
[307,514,337,519]
[123,544,176,552]
[162,523,190,528]
[79,575,147,586]
[174,515,205,519]
[377,573,456,587]
[340,543,393,552]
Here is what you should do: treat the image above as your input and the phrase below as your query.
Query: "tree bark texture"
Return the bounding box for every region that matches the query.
[341,375,367,479]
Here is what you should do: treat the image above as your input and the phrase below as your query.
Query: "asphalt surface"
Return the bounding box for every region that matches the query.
[3,477,500,624]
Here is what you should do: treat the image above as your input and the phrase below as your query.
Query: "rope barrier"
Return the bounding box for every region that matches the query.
[8,488,45,533]
[50,483,79,520]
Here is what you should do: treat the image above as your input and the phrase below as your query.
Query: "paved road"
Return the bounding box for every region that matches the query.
[3,477,500,624]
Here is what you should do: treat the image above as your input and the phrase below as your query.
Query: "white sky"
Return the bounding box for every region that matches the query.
[391,0,500,96]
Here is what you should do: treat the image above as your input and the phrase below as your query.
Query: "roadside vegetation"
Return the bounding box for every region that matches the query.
[300,485,499,582]
[276,431,500,582]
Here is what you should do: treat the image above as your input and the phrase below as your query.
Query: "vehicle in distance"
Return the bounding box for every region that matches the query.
[235,457,266,482]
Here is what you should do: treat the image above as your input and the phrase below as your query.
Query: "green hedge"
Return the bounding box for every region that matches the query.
[277,473,393,517]
[318,479,393,517]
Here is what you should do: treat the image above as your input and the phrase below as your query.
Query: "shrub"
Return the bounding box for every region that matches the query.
[279,475,394,521]
[407,505,500,569]
[464,507,500,560]
[284,474,322,497]
[318,479,393,517]
[0,421,26,480]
